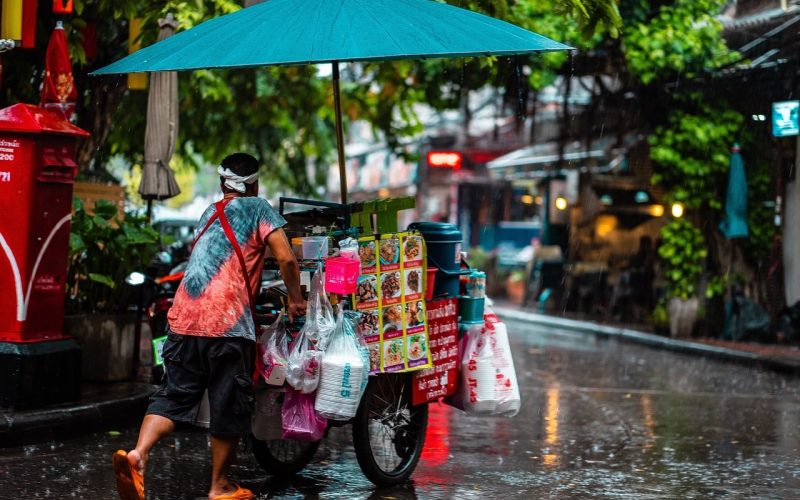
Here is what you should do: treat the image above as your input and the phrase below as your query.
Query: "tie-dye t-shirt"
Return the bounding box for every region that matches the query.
[167,197,286,341]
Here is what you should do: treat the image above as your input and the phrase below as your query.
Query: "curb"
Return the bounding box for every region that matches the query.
[494,306,800,376]
[0,383,155,448]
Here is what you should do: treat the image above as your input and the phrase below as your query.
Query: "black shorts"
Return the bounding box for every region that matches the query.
[147,331,254,436]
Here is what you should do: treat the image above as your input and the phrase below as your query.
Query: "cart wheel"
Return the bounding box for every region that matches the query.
[250,435,320,476]
[352,373,428,486]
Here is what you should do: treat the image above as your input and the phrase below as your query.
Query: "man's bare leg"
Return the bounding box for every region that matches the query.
[127,414,176,473]
[208,434,239,498]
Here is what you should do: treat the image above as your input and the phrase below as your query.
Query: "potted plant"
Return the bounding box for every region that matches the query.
[658,220,706,338]
[64,198,160,382]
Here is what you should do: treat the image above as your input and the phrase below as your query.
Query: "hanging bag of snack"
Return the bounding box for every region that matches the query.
[281,387,327,441]
[256,312,289,386]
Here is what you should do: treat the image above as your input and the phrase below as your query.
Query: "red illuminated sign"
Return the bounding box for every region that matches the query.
[427,151,462,170]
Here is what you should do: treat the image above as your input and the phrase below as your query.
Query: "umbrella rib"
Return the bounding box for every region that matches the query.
[353,0,406,56]
[307,0,324,62]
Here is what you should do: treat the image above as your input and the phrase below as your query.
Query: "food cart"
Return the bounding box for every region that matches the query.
[248,196,474,486]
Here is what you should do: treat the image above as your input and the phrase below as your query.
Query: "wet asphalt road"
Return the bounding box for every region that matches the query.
[3,317,800,499]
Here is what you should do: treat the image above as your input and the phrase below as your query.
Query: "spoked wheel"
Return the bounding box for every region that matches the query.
[250,435,321,476]
[352,373,428,486]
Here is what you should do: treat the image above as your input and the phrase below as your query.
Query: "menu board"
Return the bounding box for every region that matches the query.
[412,299,459,405]
[354,231,431,374]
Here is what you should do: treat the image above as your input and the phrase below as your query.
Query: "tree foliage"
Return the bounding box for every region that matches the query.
[649,96,744,211]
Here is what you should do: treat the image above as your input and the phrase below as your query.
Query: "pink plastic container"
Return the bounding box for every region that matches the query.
[325,256,360,294]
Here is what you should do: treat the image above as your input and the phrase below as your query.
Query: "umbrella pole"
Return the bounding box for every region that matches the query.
[332,61,348,205]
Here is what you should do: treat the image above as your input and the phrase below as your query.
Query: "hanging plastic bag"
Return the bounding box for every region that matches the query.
[256,313,288,386]
[483,304,521,417]
[346,310,370,392]
[308,265,336,350]
[286,329,322,393]
[454,305,521,417]
[315,309,366,420]
[281,387,327,441]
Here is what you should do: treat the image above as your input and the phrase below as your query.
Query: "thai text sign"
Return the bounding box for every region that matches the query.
[413,298,459,405]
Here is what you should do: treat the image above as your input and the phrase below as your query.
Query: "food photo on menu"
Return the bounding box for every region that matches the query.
[381,271,402,301]
[406,333,429,367]
[379,236,400,266]
[368,343,381,373]
[404,269,421,297]
[356,275,378,308]
[359,239,376,269]
[383,338,405,370]
[403,234,423,263]
[382,305,404,335]
[357,309,379,338]
[405,301,425,329]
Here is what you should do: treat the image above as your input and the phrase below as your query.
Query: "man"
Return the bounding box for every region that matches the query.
[113,153,306,500]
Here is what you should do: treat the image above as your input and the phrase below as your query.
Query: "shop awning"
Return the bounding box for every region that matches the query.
[487,135,636,181]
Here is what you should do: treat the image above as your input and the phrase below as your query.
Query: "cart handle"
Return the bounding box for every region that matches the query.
[427,255,472,276]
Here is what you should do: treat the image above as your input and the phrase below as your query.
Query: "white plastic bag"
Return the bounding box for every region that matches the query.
[286,320,322,394]
[315,309,366,420]
[256,313,288,386]
[456,305,521,417]
[308,265,336,350]
[483,305,520,416]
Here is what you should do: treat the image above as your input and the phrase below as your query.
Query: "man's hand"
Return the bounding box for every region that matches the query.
[287,301,307,322]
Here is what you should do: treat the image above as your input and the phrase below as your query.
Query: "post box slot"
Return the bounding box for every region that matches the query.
[38,148,76,183]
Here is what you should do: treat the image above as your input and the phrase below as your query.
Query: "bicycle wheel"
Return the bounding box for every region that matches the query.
[352,373,428,486]
[250,435,320,476]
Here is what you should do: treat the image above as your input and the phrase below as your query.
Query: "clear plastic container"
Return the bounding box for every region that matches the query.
[301,236,329,260]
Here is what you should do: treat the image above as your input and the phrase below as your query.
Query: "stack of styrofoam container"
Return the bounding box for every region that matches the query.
[315,352,365,420]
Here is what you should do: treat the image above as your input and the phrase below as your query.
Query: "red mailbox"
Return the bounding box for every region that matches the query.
[0,104,89,342]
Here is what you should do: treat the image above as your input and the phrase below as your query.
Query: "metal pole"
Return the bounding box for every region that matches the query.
[332,61,348,205]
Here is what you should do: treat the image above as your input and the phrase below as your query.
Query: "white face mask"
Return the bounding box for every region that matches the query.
[217,165,259,193]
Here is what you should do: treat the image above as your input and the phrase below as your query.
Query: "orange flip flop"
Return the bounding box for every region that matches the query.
[211,485,254,500]
[112,450,145,500]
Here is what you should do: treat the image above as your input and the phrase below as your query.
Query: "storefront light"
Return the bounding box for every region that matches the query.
[671,203,684,218]
[427,151,462,169]
[554,196,568,211]
[534,196,543,205]
[649,204,665,217]
[521,194,534,205]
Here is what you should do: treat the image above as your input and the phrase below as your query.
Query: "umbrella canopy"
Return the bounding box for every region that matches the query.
[93,0,572,203]
[139,14,181,206]
[719,143,749,239]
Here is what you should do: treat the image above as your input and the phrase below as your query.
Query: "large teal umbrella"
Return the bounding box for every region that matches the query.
[719,143,749,239]
[94,0,571,203]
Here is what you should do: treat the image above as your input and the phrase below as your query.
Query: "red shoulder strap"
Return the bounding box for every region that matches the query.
[192,198,256,318]
[216,201,256,317]
[191,198,232,250]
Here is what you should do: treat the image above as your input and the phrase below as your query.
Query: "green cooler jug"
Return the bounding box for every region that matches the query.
[408,222,467,298]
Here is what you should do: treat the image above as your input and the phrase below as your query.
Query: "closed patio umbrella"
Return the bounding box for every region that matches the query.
[93,0,572,204]
[139,14,181,217]
[719,143,749,239]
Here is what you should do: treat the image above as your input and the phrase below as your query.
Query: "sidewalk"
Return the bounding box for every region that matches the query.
[494,305,800,376]
[0,382,155,447]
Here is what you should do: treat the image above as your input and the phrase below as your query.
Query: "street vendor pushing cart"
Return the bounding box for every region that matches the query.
[113,153,306,500]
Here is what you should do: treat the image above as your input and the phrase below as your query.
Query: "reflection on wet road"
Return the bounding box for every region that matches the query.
[2,318,800,498]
